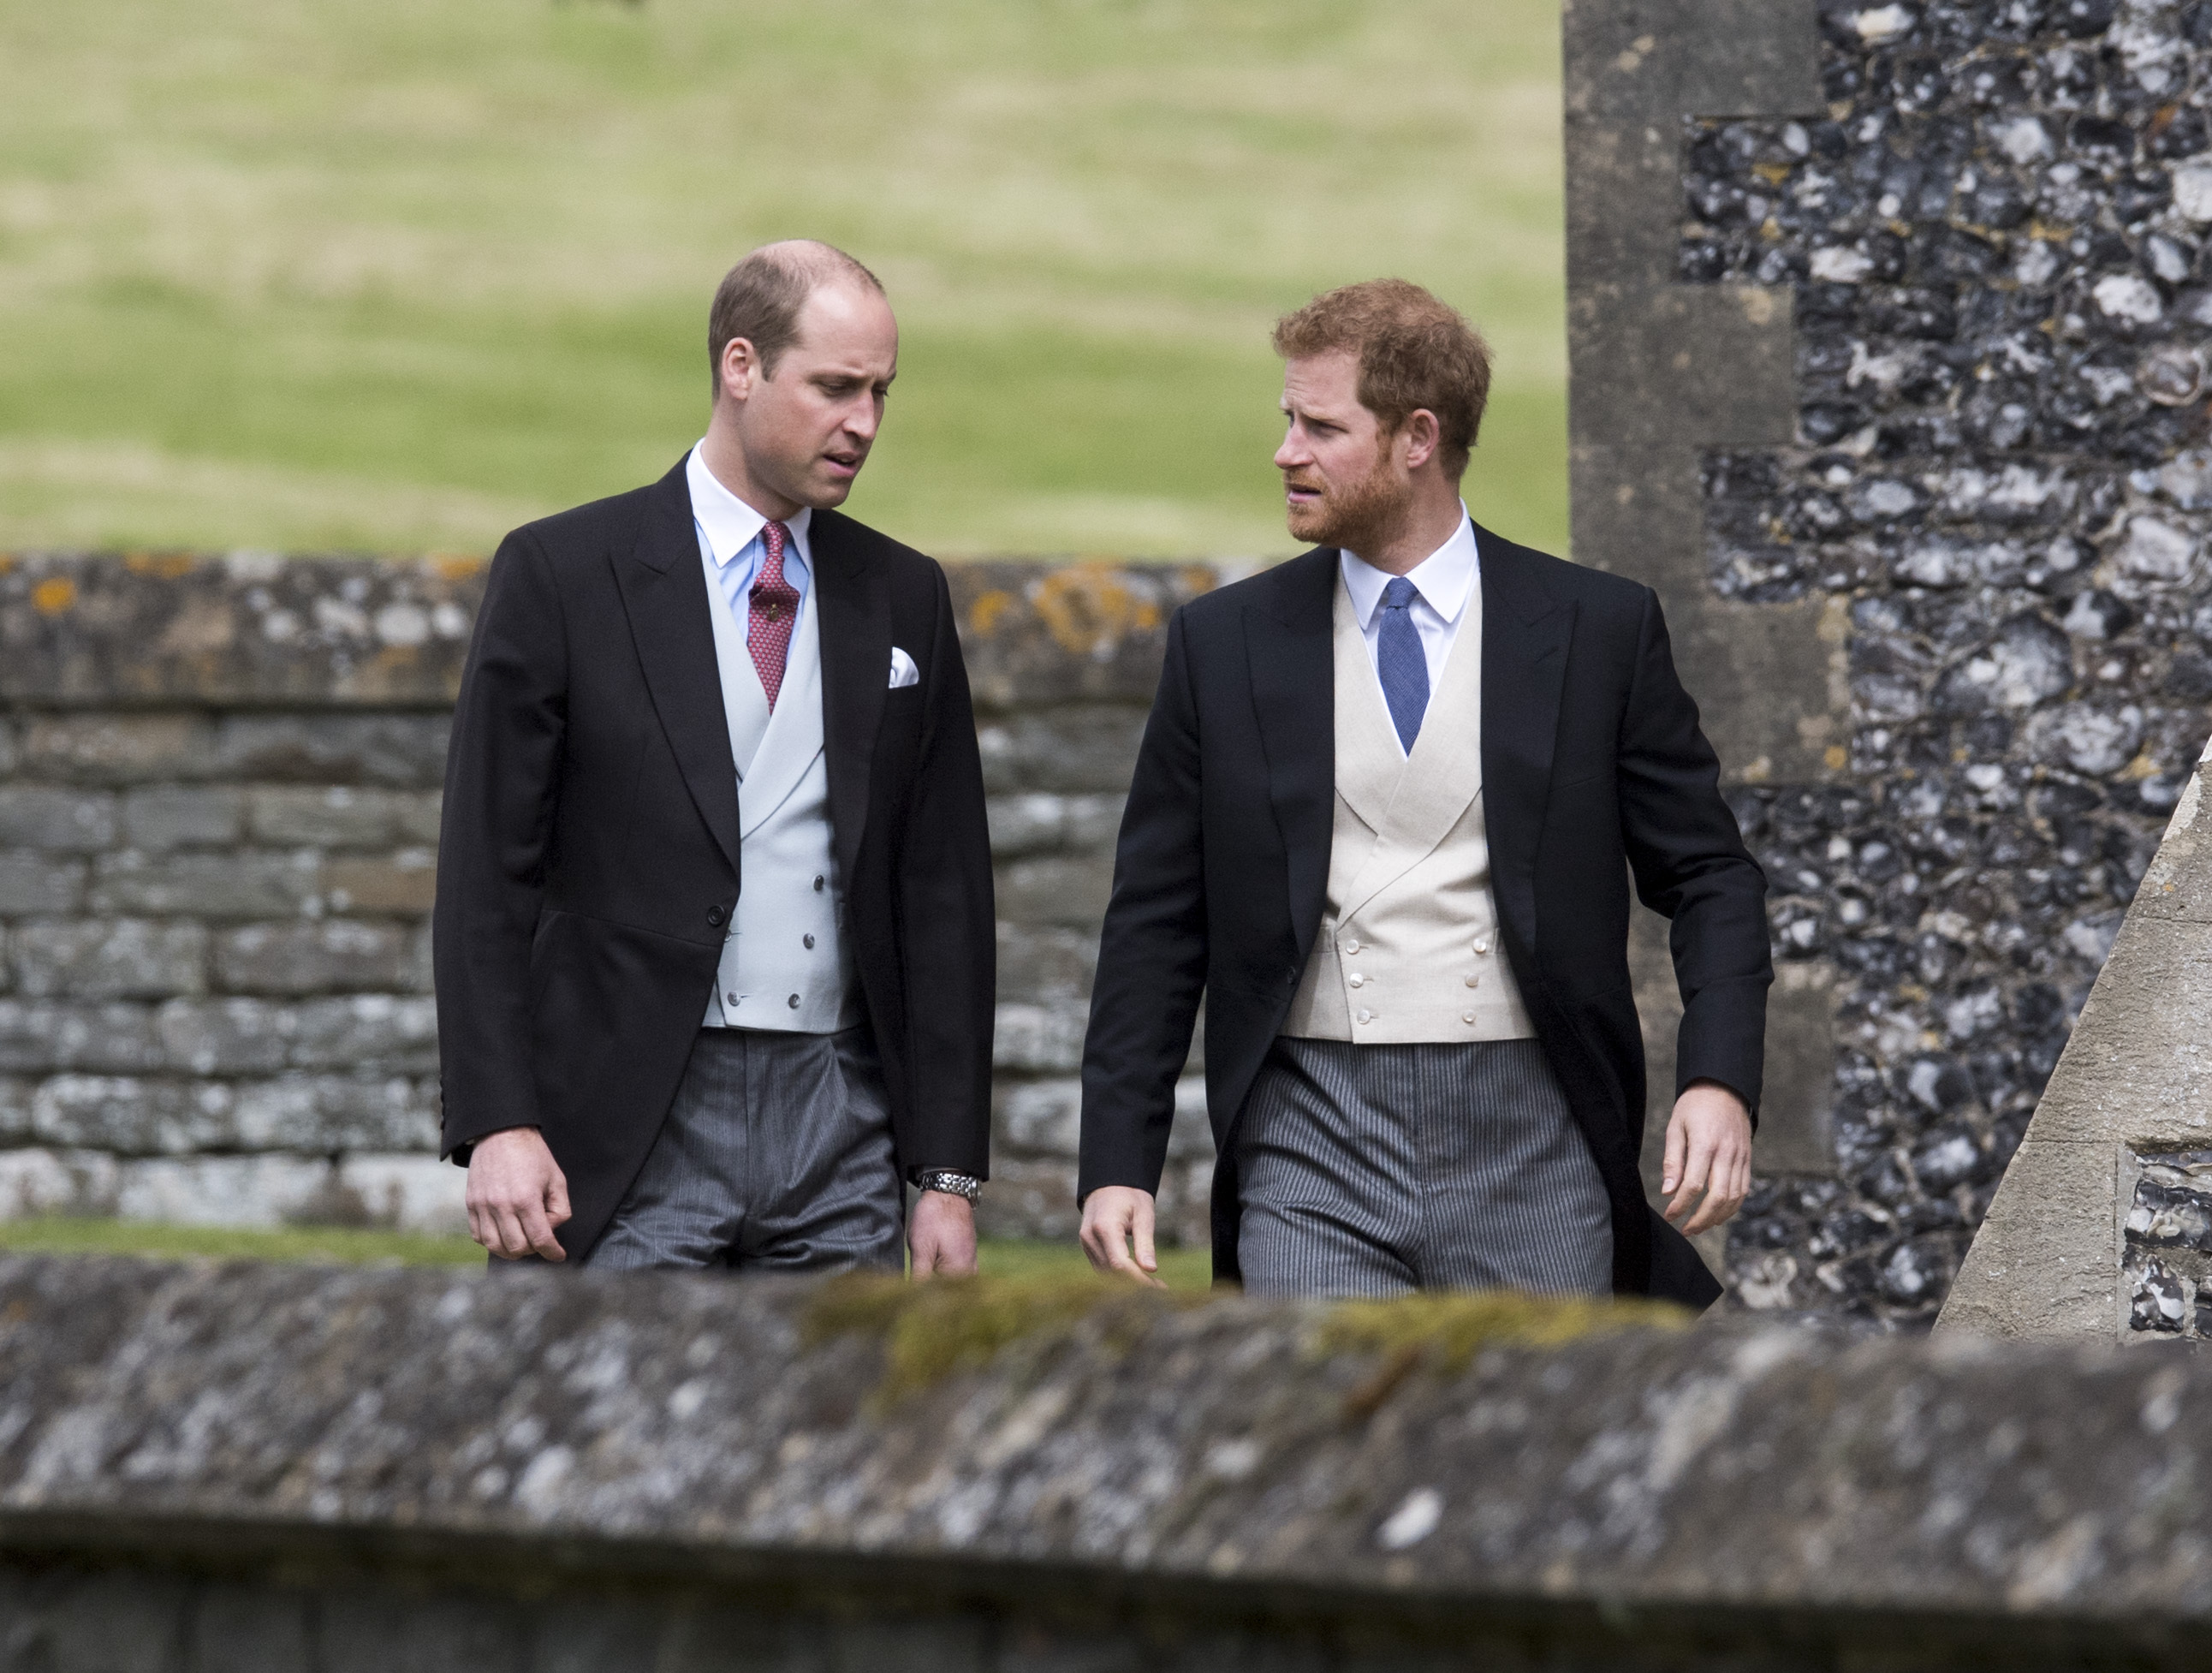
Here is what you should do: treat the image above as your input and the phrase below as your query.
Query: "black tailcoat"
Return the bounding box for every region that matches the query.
[433,459,995,1259]
[1077,533,1770,1306]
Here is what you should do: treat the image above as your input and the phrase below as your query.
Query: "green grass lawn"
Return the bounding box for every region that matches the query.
[0,0,1567,561]
[0,1218,1216,1289]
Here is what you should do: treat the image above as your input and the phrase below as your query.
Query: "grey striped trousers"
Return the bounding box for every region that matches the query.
[581,1025,904,1275]
[1234,1036,1613,1298]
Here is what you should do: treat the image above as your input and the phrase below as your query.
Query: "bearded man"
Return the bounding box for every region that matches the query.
[436,241,993,1276]
[1075,279,1769,1305]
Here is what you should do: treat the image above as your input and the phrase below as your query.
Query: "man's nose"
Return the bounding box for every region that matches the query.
[1274,429,1305,470]
[844,399,880,443]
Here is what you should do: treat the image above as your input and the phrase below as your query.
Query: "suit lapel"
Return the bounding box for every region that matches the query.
[613,461,743,879]
[1243,549,1338,961]
[810,509,891,885]
[1478,527,1575,956]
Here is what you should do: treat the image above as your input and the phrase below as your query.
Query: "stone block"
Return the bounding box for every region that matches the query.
[316,1590,526,1673]
[0,1565,194,1673]
[10,920,208,1000]
[248,786,442,848]
[287,996,439,1073]
[0,1076,27,1140]
[214,919,412,995]
[214,713,450,788]
[19,713,219,784]
[973,1157,1080,1241]
[986,792,1126,859]
[995,855,1115,928]
[0,1147,121,1218]
[232,1077,441,1154]
[404,922,434,992]
[1154,1153,1217,1250]
[110,1153,336,1227]
[996,923,1097,1000]
[31,1075,238,1154]
[977,706,1147,795]
[333,1152,468,1233]
[122,784,244,851]
[0,717,15,776]
[0,786,117,852]
[993,1001,1086,1074]
[322,849,437,914]
[186,1584,316,1673]
[89,850,321,918]
[998,1075,1209,1162]
[0,853,87,915]
[153,998,294,1075]
[0,1000,163,1075]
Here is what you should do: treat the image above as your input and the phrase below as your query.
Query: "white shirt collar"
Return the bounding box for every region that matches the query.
[1340,507,1478,629]
[686,442,813,570]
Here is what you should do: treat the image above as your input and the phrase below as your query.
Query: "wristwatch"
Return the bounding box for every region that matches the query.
[913,1168,983,1202]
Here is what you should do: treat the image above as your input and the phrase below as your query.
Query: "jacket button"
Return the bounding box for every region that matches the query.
[706,906,726,927]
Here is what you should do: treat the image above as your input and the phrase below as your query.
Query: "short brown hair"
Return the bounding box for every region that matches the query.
[1271,279,1493,479]
[708,240,884,397]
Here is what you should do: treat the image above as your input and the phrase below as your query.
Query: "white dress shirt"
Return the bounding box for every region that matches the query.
[686,443,813,626]
[1339,506,1479,700]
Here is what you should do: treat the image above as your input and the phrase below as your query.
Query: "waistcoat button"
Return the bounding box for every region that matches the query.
[804,933,816,950]
[788,994,801,1009]
[1461,1010,1476,1025]
[1348,973,1365,988]
[1356,1008,1372,1024]
[1465,974,1479,988]
[813,875,825,892]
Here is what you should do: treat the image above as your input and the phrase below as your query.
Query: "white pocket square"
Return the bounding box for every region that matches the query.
[888,646,919,688]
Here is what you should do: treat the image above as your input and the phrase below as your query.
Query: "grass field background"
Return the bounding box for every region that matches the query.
[0,0,1568,560]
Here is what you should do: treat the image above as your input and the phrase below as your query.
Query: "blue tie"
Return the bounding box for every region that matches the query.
[1377,576,1429,753]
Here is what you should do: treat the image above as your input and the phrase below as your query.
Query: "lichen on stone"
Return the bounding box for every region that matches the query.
[1314,1290,1692,1375]
[801,1272,1207,1404]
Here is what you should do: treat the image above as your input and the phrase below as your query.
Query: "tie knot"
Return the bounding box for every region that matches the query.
[1382,576,1419,611]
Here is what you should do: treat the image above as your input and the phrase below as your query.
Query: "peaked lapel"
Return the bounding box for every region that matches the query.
[1242,549,1338,960]
[1477,527,1576,956]
[612,461,742,879]
[1335,572,1487,925]
[810,509,892,886]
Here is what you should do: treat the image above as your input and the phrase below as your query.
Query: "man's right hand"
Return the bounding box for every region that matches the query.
[1079,1185,1167,1287]
[466,1127,572,1261]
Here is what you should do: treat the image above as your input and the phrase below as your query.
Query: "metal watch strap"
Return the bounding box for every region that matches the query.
[914,1168,982,1202]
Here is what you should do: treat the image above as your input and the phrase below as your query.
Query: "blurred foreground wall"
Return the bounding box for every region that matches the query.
[0,553,1220,1246]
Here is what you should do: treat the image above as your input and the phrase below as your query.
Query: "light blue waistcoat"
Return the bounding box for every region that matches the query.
[698,542,861,1034]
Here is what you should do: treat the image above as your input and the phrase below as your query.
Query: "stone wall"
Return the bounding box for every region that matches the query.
[0,553,1222,1245]
[7,1254,2212,1669]
[1567,0,2212,1325]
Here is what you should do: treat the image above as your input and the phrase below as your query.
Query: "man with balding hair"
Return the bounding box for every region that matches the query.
[1078,278,1770,1307]
[436,241,995,1276]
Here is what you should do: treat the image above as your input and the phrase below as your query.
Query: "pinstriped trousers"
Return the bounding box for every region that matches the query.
[1234,1036,1613,1298]
[580,1025,904,1274]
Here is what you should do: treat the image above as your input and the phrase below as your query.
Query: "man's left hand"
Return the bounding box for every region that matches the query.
[909,1189,978,1278]
[1662,1081,1752,1235]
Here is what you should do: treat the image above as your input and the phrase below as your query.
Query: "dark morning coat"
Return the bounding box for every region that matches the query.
[1076,531,1771,1307]
[432,458,995,1259]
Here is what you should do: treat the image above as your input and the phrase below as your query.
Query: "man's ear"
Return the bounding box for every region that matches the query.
[1400,408,1442,473]
[720,336,760,405]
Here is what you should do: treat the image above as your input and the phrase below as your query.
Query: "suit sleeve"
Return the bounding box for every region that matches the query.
[433,529,568,1161]
[896,563,996,1176]
[1078,606,1208,1200]
[1614,586,1772,1117]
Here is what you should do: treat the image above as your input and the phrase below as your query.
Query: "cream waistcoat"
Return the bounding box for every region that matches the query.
[1280,575,1536,1044]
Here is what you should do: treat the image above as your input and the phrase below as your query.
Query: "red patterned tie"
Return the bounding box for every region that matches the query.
[747,521,800,711]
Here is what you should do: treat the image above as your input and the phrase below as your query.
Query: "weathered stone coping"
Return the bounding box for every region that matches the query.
[1,1255,2209,1645]
[0,553,1229,711]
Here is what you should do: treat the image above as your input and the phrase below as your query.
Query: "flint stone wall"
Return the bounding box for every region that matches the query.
[0,553,1224,1245]
[1567,0,2212,1325]
[6,1255,2212,1669]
